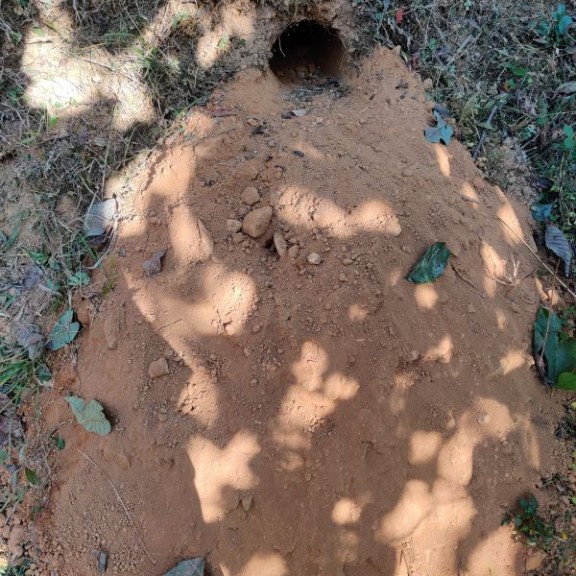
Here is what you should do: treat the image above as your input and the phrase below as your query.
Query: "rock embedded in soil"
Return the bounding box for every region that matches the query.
[226,219,242,233]
[307,252,322,265]
[242,207,273,238]
[273,232,287,257]
[288,245,299,259]
[148,358,169,379]
[241,186,260,206]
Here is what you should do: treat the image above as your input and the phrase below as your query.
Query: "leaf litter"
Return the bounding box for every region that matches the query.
[65,396,112,436]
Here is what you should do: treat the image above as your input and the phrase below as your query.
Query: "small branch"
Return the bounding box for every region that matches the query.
[496,216,576,301]
[76,449,156,565]
[473,104,499,161]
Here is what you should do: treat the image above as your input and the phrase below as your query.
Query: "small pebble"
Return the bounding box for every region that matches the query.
[307,252,322,265]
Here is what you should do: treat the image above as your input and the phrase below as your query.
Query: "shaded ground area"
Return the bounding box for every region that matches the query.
[36,50,565,576]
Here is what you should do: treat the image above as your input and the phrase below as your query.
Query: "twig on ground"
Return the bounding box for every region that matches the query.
[496,216,576,301]
[76,449,156,565]
[473,104,499,161]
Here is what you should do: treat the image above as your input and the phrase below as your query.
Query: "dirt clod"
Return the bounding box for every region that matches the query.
[241,187,261,206]
[242,206,273,238]
[148,358,170,379]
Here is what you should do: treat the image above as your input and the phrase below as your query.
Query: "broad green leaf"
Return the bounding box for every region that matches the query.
[557,372,576,390]
[48,309,80,351]
[534,306,576,387]
[65,396,111,436]
[406,242,451,283]
[534,307,563,382]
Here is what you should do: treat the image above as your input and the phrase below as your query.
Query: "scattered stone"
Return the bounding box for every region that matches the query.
[232,233,244,244]
[243,207,273,238]
[422,78,433,91]
[241,187,260,206]
[307,252,322,265]
[142,250,166,277]
[226,219,242,233]
[148,358,169,379]
[288,245,299,259]
[342,258,353,265]
[273,232,287,257]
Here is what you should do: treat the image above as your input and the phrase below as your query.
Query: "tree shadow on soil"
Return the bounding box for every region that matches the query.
[1,2,564,575]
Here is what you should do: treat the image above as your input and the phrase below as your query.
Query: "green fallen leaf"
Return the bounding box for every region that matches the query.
[48,309,80,351]
[534,307,576,386]
[51,434,66,450]
[65,396,112,436]
[557,372,576,390]
[424,110,454,145]
[25,467,39,486]
[406,242,451,283]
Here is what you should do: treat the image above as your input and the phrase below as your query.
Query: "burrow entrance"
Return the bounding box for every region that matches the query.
[269,20,347,83]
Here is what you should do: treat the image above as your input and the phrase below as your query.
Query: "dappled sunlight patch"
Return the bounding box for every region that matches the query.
[414,283,438,310]
[21,15,155,129]
[230,553,288,576]
[187,431,260,523]
[474,397,514,437]
[291,340,328,393]
[168,207,214,264]
[422,335,453,364]
[275,186,401,238]
[133,264,256,337]
[348,303,368,322]
[436,414,479,485]
[408,431,443,466]
[176,365,220,427]
[460,181,480,209]
[497,200,523,246]
[331,498,363,525]
[495,309,507,332]
[436,401,514,485]
[195,2,256,68]
[433,143,452,177]
[480,241,508,297]
[323,373,359,401]
[488,348,527,380]
[465,526,521,575]
[377,480,433,543]
[144,144,197,199]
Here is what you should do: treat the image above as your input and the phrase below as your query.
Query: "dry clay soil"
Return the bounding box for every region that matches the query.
[38,49,565,576]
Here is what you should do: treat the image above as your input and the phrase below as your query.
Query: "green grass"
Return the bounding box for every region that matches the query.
[353,0,576,233]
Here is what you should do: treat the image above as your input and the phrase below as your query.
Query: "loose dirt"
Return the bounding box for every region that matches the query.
[36,48,565,576]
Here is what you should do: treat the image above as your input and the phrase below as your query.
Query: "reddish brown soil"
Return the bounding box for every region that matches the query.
[37,49,564,576]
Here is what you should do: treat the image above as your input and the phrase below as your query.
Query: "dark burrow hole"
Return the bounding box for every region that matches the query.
[269,20,346,83]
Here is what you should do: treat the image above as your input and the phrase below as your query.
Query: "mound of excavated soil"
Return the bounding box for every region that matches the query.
[36,49,563,576]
